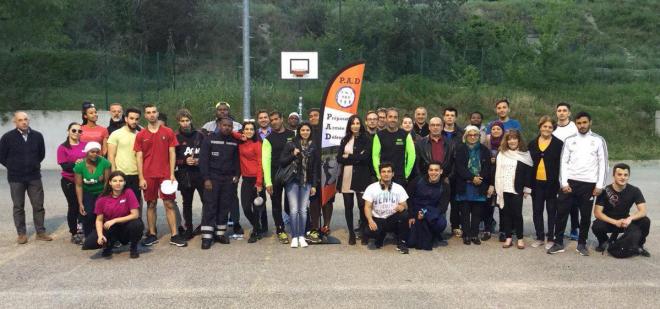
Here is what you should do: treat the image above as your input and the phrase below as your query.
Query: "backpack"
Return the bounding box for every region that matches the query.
[607,225,641,258]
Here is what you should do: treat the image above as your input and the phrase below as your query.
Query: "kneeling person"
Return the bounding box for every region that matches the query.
[592,163,650,257]
[363,162,410,254]
[82,171,144,259]
[406,162,451,250]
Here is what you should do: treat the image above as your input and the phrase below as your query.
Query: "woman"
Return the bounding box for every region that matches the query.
[483,121,504,241]
[280,123,318,248]
[75,141,112,237]
[528,116,563,250]
[82,171,144,259]
[57,123,88,244]
[401,115,418,141]
[336,115,372,245]
[455,126,494,245]
[80,101,109,156]
[494,130,533,249]
[175,109,205,239]
[237,121,265,243]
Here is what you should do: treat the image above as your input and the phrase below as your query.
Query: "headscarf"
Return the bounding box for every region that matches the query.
[489,121,504,150]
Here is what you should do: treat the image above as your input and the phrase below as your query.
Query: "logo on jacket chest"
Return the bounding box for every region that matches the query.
[183,147,199,156]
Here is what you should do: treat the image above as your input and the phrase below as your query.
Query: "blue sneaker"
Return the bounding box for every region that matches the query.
[569,229,579,241]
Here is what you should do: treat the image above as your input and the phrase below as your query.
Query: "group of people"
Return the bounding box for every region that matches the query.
[0,98,651,259]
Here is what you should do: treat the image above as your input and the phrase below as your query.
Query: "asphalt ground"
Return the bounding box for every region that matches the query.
[0,164,659,308]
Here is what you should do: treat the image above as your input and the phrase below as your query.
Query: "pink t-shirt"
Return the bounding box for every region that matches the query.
[56,142,87,181]
[80,124,109,144]
[133,125,178,178]
[94,189,139,221]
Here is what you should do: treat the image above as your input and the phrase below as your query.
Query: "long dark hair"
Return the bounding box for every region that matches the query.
[341,115,366,145]
[101,170,127,197]
[295,122,313,143]
[61,122,80,149]
[241,121,261,142]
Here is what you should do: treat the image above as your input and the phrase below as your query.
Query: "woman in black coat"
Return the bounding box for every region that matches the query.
[336,115,373,245]
[454,126,494,245]
[527,116,564,249]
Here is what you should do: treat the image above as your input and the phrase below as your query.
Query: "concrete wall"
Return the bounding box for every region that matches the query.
[1,110,111,170]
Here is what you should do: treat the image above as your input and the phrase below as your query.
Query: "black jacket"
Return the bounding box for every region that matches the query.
[528,135,563,195]
[280,139,319,187]
[454,143,493,196]
[414,135,456,180]
[175,128,204,174]
[198,132,240,182]
[0,128,45,182]
[336,134,374,193]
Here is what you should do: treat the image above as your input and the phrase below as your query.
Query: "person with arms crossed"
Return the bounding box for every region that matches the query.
[107,107,142,213]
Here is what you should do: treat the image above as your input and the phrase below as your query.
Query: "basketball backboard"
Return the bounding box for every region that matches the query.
[281,51,318,79]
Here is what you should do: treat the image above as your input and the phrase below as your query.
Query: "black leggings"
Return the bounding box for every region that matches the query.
[82,219,144,250]
[460,201,484,238]
[241,177,265,232]
[501,193,524,239]
[60,178,78,235]
[343,192,364,236]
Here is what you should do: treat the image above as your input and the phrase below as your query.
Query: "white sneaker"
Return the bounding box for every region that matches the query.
[545,241,554,250]
[299,236,308,248]
[290,237,299,248]
[531,240,544,248]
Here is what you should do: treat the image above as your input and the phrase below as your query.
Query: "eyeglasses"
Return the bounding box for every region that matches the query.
[71,129,83,134]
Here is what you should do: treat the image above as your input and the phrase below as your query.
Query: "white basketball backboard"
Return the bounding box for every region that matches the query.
[281,51,318,79]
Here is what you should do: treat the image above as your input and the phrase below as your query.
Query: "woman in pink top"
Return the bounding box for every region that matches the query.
[56,122,87,244]
[82,171,144,259]
[80,102,109,156]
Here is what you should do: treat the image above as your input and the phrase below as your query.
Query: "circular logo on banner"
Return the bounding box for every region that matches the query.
[335,86,356,108]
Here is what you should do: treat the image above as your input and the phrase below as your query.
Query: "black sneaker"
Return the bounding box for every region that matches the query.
[481,232,491,241]
[374,239,384,249]
[216,235,230,244]
[101,246,113,258]
[639,247,651,257]
[576,244,589,256]
[201,238,213,250]
[248,232,259,243]
[595,242,608,253]
[472,237,481,245]
[396,242,409,254]
[547,243,565,254]
[348,233,356,245]
[169,235,188,247]
[129,248,140,259]
[142,234,158,246]
[463,238,471,245]
[183,228,194,240]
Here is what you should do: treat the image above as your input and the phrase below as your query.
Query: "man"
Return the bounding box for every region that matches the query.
[407,162,450,250]
[0,111,52,244]
[107,103,124,135]
[256,109,272,140]
[202,101,242,133]
[262,111,295,244]
[365,110,379,136]
[107,107,142,211]
[363,162,410,254]
[441,107,464,143]
[376,108,387,131]
[592,163,650,257]
[287,112,300,131]
[553,102,578,142]
[469,111,487,144]
[441,107,465,237]
[548,111,608,256]
[308,108,320,128]
[174,109,205,239]
[553,102,580,240]
[372,108,416,186]
[413,107,429,138]
[486,99,522,134]
[198,118,241,249]
[134,104,187,247]
[307,107,332,242]
[415,117,454,177]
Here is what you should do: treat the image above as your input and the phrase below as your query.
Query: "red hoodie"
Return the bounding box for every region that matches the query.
[233,132,263,187]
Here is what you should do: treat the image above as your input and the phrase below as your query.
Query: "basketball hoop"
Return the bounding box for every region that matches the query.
[292,70,307,78]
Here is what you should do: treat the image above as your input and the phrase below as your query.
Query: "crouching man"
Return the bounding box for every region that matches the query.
[592,163,650,257]
[362,162,410,254]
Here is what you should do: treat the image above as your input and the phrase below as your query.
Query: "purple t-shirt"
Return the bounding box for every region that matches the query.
[57,142,87,182]
[94,189,139,221]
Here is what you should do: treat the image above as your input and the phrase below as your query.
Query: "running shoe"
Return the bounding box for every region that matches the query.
[547,243,565,254]
[142,234,158,246]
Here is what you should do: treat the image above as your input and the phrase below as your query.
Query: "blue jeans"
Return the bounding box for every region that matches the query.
[285,182,311,238]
